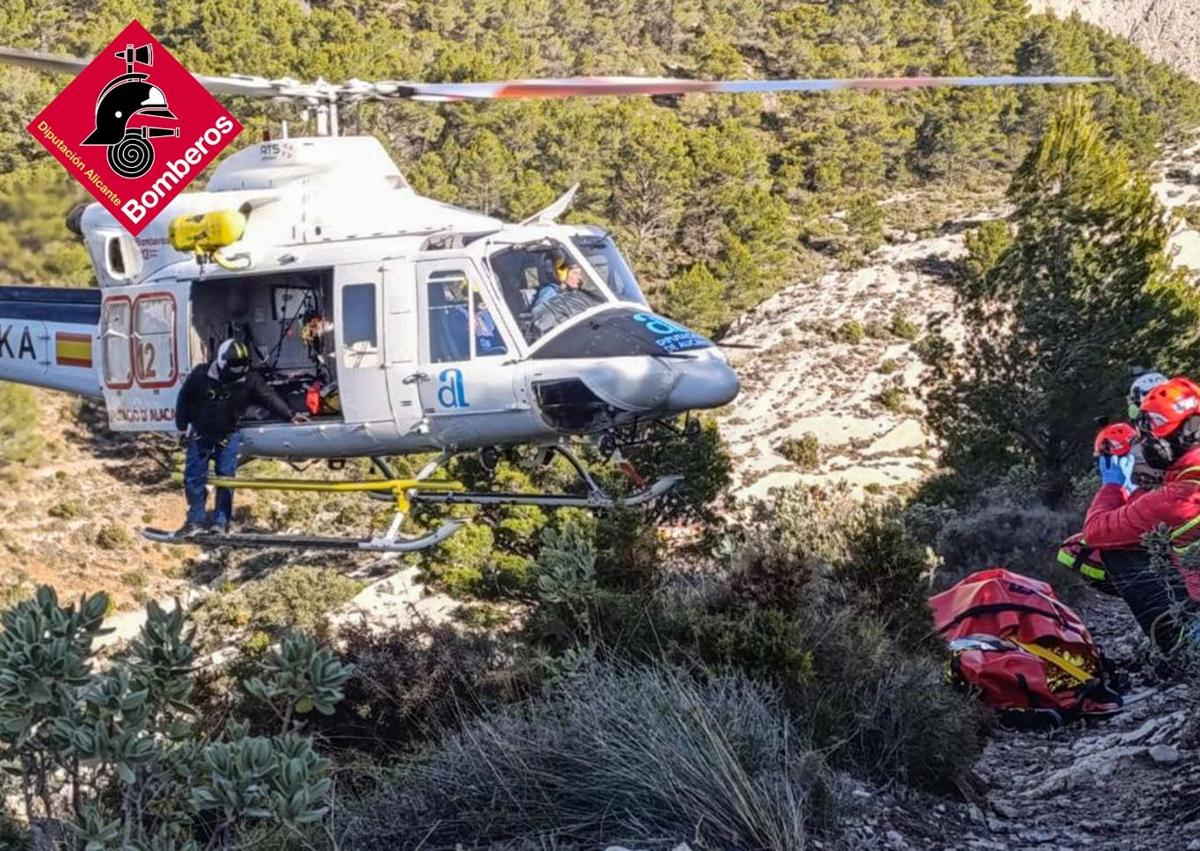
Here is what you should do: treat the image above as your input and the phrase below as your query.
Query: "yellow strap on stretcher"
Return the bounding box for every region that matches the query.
[1013,641,1094,685]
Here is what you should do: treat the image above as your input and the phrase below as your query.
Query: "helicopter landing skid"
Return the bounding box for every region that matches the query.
[411,474,683,509]
[143,474,467,553]
[142,520,462,553]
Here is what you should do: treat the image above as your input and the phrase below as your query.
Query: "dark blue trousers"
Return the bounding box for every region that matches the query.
[183,432,243,526]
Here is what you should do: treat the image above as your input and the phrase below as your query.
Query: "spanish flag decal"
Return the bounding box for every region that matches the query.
[55,332,92,368]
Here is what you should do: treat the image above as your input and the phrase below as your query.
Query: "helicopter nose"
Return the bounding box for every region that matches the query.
[665,351,740,412]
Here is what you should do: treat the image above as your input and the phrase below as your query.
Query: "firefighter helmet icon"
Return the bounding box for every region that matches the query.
[81,43,180,178]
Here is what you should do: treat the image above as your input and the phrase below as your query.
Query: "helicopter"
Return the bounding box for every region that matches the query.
[0,44,1109,552]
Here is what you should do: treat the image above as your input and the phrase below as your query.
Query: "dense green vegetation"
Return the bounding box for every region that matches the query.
[2,0,1199,336]
[0,480,982,849]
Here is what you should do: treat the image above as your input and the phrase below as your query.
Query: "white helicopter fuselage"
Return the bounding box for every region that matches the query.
[0,135,738,459]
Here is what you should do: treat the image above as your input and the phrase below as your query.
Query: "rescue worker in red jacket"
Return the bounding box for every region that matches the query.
[1083,376,1200,655]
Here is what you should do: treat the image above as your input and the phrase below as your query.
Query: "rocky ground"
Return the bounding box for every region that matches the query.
[717,221,971,500]
[1029,0,1200,83]
[835,593,1200,851]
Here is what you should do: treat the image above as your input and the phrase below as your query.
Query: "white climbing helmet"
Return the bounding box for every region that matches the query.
[1128,371,1168,419]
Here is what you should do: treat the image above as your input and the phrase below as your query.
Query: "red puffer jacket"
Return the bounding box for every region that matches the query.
[1083,443,1200,600]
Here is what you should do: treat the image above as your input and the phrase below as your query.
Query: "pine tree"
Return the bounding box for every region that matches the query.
[927,94,1200,505]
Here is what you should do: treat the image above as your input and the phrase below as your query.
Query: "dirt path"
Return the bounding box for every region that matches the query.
[840,596,1200,851]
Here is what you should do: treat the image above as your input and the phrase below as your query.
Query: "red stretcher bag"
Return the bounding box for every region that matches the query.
[929,568,1122,727]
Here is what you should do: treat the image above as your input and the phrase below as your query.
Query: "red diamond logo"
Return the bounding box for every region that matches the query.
[26,19,242,236]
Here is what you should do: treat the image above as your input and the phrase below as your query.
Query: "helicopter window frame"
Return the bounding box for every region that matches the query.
[423,267,510,363]
[131,293,178,390]
[100,296,134,391]
[340,282,380,369]
[569,232,649,307]
[486,239,613,345]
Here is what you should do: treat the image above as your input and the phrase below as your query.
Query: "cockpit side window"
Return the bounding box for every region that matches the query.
[425,269,509,362]
[571,234,648,306]
[489,243,607,344]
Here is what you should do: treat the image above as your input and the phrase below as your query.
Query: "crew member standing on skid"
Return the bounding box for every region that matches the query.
[173,339,308,537]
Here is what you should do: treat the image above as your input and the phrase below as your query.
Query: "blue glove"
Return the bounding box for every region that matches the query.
[1098,453,1135,489]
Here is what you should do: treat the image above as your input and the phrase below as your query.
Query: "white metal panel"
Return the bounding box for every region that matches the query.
[334,261,392,423]
[380,259,422,431]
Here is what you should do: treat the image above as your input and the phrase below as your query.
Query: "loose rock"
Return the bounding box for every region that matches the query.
[1149,744,1180,766]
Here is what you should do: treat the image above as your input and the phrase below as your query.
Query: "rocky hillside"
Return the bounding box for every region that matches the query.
[718,219,972,500]
[1029,0,1200,81]
[718,140,1200,501]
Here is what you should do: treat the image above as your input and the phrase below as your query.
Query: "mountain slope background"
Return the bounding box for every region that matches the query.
[1030,0,1200,81]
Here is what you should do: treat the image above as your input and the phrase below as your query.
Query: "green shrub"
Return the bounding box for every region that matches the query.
[874,383,907,413]
[560,484,982,791]
[594,505,663,591]
[835,320,865,344]
[846,192,884,254]
[533,521,601,643]
[889,310,920,341]
[617,417,733,526]
[120,569,148,591]
[778,433,821,471]
[960,219,1013,287]
[1176,204,1200,230]
[194,565,363,640]
[715,485,982,787]
[0,591,343,847]
[48,499,83,520]
[878,358,903,375]
[913,332,952,365]
[94,522,132,550]
[0,384,43,469]
[930,500,1084,595]
[311,618,519,756]
[334,663,830,850]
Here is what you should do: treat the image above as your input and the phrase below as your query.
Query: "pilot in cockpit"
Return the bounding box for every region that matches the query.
[530,256,601,337]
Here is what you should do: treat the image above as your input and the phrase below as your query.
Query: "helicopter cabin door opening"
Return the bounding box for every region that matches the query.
[188,271,343,427]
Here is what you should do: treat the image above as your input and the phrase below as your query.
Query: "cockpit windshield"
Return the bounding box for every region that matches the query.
[489,241,609,344]
[571,233,648,306]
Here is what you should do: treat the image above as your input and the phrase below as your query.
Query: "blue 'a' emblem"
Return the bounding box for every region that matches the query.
[437,367,469,408]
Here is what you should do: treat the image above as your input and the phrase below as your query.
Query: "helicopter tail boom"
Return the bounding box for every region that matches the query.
[0,286,102,399]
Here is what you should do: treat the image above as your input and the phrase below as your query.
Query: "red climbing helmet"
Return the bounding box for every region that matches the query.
[1093,422,1136,458]
[1139,377,1200,439]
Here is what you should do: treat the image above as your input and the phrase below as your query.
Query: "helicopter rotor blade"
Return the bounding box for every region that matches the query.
[0,46,336,101]
[0,46,1111,106]
[384,74,1112,102]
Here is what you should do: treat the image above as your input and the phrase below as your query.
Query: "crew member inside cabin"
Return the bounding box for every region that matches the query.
[531,257,601,337]
[1084,376,1200,657]
[174,339,309,537]
[301,310,335,381]
[532,255,572,310]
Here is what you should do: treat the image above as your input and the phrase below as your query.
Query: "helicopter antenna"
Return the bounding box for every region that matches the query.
[521,183,579,225]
